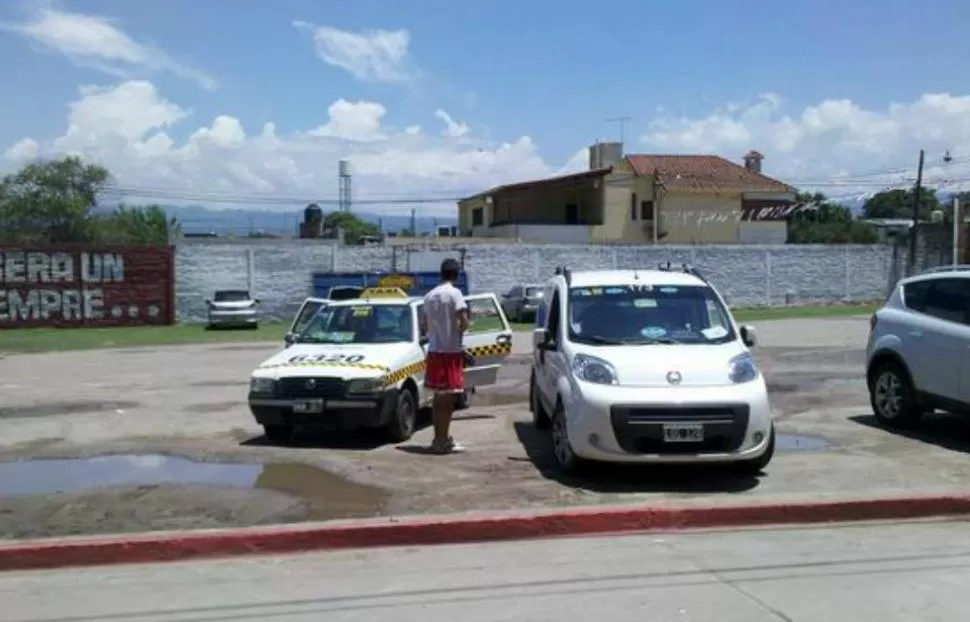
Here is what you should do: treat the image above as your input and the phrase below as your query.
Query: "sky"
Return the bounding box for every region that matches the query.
[1,0,970,217]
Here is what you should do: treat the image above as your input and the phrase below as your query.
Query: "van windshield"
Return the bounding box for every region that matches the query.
[566,284,735,345]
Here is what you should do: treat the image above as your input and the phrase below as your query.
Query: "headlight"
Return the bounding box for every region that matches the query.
[347,377,385,394]
[571,354,618,385]
[728,353,759,384]
[250,377,276,393]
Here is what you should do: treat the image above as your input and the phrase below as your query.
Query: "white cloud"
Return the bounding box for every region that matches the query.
[434,109,470,138]
[307,100,387,142]
[641,92,970,198]
[1,5,217,90]
[293,21,414,84]
[1,80,558,216]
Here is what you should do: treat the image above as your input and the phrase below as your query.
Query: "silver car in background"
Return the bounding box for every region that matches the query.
[500,283,544,322]
[206,289,261,329]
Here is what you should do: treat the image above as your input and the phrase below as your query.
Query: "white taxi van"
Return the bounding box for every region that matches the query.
[529,265,774,474]
[248,287,513,443]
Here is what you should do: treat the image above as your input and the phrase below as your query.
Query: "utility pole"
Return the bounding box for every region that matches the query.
[907,149,925,275]
[606,116,632,144]
[409,208,417,237]
[953,196,961,266]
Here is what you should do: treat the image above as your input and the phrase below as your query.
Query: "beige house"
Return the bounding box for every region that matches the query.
[457,143,799,244]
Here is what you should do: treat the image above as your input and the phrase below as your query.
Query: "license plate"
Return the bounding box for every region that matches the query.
[662,424,704,442]
[292,400,324,414]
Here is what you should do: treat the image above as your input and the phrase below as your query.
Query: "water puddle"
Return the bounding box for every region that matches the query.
[0,401,142,419]
[0,454,386,520]
[776,434,831,451]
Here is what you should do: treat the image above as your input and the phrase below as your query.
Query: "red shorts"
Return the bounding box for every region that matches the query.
[424,352,465,393]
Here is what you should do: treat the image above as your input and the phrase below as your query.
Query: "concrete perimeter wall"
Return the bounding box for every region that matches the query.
[175,242,894,324]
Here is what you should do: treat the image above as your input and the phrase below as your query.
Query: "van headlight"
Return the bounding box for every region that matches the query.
[250,377,276,393]
[571,354,618,385]
[347,377,385,394]
[728,353,759,384]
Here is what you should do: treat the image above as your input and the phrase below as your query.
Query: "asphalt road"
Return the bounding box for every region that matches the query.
[5,518,970,621]
[4,316,970,539]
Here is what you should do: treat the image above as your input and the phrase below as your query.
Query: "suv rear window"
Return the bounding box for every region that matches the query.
[902,281,930,311]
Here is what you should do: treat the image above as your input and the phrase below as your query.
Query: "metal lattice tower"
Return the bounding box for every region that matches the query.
[338,160,352,212]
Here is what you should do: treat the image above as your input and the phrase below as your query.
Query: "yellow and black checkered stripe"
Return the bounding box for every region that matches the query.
[263,361,391,372]
[383,359,426,387]
[467,342,513,357]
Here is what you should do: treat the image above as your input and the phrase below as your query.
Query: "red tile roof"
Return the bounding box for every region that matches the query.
[460,167,613,201]
[625,155,794,193]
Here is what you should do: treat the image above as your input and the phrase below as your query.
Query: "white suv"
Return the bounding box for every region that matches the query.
[528,265,774,474]
[866,266,970,428]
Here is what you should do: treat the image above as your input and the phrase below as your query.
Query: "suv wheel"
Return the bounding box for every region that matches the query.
[551,402,582,471]
[869,361,922,428]
[263,424,294,444]
[530,372,551,429]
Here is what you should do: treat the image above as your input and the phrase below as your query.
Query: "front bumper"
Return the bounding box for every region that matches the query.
[564,379,773,464]
[248,389,398,430]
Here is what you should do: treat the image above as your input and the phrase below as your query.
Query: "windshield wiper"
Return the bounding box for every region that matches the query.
[626,336,683,345]
[582,335,626,345]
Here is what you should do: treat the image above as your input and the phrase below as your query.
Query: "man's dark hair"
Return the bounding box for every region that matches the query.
[440,258,461,282]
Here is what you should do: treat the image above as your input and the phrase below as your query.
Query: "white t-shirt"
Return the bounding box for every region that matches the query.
[423,282,468,353]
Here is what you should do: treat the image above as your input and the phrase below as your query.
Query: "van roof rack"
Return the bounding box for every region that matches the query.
[554,265,572,286]
[657,261,708,283]
[918,264,970,275]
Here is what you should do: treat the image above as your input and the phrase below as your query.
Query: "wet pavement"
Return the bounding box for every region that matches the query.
[0,454,386,521]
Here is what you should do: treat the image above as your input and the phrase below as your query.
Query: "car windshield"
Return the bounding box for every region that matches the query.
[299,303,413,344]
[213,290,250,302]
[524,286,540,297]
[567,284,736,345]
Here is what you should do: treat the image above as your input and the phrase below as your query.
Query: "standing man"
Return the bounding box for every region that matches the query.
[422,258,470,454]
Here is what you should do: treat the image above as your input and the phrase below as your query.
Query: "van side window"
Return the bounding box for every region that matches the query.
[547,290,562,342]
[535,289,549,327]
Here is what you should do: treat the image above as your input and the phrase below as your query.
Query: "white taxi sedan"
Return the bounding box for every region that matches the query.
[248,287,513,443]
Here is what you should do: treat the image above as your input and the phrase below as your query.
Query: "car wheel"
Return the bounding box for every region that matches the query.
[733,425,775,476]
[551,401,582,471]
[530,372,551,429]
[385,389,417,443]
[455,390,470,411]
[869,361,922,428]
[263,424,294,444]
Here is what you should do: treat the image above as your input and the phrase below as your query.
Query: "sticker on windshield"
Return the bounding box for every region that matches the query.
[633,298,658,308]
[641,326,667,339]
[605,287,626,295]
[351,306,372,316]
[658,287,678,294]
[701,326,729,339]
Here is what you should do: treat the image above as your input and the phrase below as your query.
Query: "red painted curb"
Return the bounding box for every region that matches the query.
[2,494,969,572]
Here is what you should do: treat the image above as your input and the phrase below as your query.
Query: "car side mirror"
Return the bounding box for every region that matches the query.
[419,335,429,347]
[284,332,297,346]
[254,298,261,304]
[204,299,211,306]
[537,328,556,350]
[740,325,757,347]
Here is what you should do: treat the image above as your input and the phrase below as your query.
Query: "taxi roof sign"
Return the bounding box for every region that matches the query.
[360,287,409,299]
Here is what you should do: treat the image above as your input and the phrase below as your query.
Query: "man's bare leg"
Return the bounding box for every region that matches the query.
[431,392,454,445]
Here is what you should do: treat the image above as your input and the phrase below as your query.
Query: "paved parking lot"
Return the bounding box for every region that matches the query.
[3,315,970,540]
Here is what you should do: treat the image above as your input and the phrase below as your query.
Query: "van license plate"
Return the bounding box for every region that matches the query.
[293,400,324,414]
[662,424,704,442]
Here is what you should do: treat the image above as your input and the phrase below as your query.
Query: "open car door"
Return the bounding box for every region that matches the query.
[284,297,329,346]
[462,293,514,388]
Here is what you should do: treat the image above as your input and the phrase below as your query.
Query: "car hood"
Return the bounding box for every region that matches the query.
[253,342,413,380]
[570,341,751,388]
